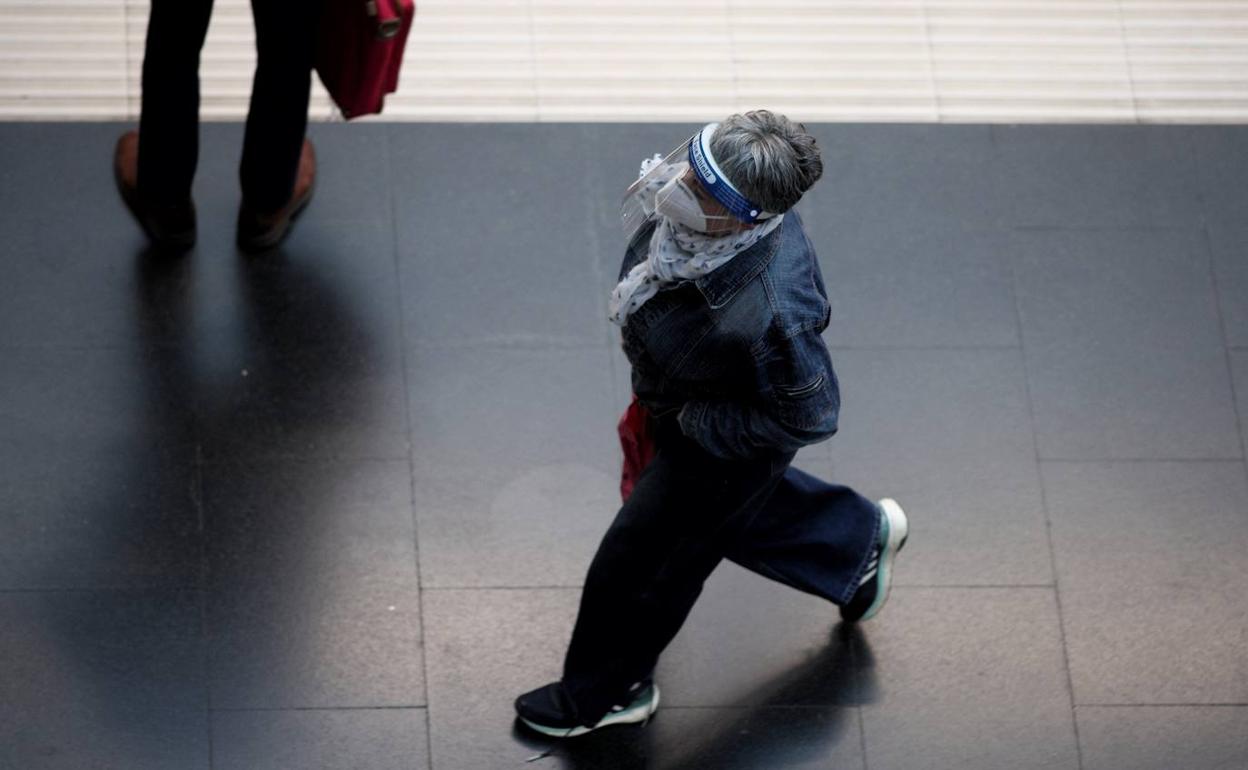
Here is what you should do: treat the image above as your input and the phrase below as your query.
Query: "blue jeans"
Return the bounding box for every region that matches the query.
[561,419,880,725]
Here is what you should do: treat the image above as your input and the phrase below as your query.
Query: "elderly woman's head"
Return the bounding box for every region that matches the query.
[709,110,823,218]
[622,110,823,239]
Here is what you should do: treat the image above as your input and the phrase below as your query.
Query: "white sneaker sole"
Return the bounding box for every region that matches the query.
[520,684,661,738]
[860,498,908,621]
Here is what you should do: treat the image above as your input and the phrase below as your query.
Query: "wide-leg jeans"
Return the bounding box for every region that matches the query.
[561,419,881,725]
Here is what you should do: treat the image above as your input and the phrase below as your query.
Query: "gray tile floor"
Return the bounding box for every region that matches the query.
[0,122,1245,770]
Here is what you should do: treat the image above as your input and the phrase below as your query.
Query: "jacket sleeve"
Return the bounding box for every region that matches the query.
[677,326,840,459]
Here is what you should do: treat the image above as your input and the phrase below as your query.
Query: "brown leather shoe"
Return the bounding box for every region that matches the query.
[113,130,196,252]
[237,139,316,253]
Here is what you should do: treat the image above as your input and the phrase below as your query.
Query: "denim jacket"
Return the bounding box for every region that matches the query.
[619,211,840,460]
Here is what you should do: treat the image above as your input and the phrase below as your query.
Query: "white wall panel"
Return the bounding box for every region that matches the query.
[0,0,1246,122]
[1123,1,1248,122]
[730,1,938,122]
[0,1,128,118]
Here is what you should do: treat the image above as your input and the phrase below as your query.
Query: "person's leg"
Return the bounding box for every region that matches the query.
[723,465,881,606]
[560,423,792,725]
[136,0,215,202]
[241,0,319,212]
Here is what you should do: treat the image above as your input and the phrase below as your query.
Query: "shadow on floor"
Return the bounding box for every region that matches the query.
[513,623,876,770]
[18,239,381,761]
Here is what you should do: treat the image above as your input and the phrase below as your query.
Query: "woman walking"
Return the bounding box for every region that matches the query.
[515,110,909,737]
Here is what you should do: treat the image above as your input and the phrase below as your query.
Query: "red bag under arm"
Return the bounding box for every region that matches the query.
[618,396,658,502]
[316,0,415,119]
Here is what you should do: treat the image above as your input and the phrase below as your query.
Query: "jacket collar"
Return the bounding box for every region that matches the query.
[693,213,789,309]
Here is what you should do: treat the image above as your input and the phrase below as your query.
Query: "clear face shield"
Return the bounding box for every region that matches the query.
[619,122,776,242]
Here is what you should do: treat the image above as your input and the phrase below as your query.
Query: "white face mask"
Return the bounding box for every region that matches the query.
[655,176,715,232]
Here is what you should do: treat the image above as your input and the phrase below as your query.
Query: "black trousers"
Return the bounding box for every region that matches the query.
[137,0,319,211]
[562,419,880,725]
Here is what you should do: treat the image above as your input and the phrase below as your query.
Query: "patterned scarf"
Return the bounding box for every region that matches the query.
[609,159,783,327]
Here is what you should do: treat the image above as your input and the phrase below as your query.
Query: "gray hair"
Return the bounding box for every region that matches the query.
[709,110,823,214]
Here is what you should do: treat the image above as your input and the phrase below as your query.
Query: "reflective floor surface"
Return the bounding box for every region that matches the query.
[1,122,1246,769]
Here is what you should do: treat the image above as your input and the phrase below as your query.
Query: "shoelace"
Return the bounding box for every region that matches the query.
[858,548,881,587]
[857,510,890,588]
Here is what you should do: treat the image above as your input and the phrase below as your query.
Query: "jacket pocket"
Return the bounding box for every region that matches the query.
[775,374,825,400]
[774,379,838,433]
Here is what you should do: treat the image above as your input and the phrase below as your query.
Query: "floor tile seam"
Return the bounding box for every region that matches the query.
[1198,221,1248,487]
[383,122,436,770]
[655,704,862,712]
[403,342,1029,354]
[195,442,214,768]
[206,708,216,770]
[892,583,1056,589]
[1179,124,1207,215]
[890,584,1057,593]
[606,323,626,406]
[210,705,428,713]
[572,124,616,352]
[404,339,611,352]
[295,213,391,226]
[1007,246,1087,770]
[417,584,1063,592]
[855,703,870,770]
[0,342,186,353]
[0,703,212,714]
[1039,457,1245,464]
[422,585,582,592]
[1075,702,1248,708]
[824,344,1023,352]
[1007,224,1203,233]
[595,131,628,368]
[1187,118,1217,221]
[0,586,205,594]
[198,454,412,468]
[1043,548,1086,770]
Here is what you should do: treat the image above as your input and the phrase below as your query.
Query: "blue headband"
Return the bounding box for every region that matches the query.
[687,122,772,224]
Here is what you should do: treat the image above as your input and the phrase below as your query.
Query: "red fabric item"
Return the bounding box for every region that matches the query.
[618,396,658,502]
[316,0,415,119]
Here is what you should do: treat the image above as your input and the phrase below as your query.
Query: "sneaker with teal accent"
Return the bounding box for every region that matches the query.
[840,498,908,622]
[515,679,660,738]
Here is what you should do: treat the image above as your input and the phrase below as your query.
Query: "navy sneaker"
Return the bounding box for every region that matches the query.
[840,498,909,622]
[515,679,660,738]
